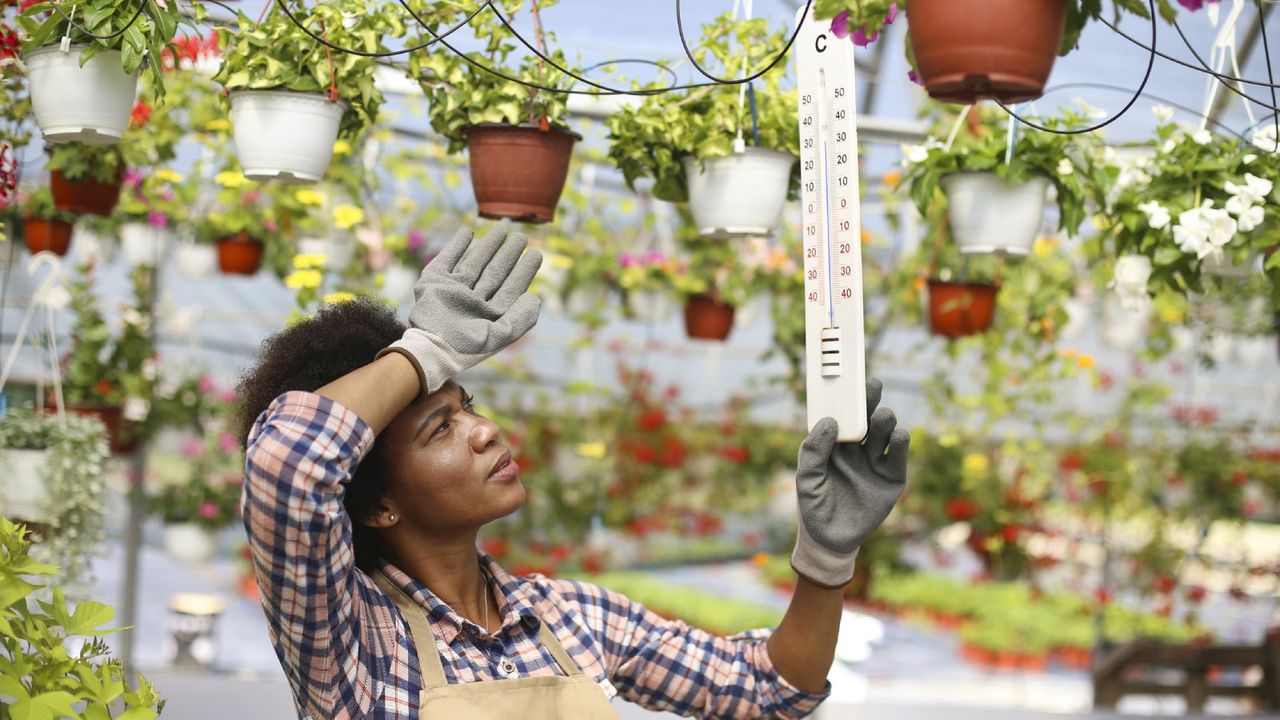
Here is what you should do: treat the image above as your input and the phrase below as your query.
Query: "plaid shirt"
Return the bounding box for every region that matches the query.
[243,391,829,719]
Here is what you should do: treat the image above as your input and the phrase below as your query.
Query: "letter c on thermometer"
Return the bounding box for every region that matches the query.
[815,33,827,53]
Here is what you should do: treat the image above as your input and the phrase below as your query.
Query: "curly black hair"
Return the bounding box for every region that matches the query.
[235,297,404,569]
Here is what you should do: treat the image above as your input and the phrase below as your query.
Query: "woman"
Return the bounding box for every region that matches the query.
[237,225,910,719]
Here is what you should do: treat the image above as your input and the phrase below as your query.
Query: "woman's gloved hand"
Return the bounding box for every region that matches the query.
[790,377,909,588]
[378,224,543,396]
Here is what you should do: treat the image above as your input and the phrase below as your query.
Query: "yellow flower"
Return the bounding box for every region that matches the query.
[962,453,990,474]
[576,441,606,459]
[284,269,323,289]
[333,204,366,230]
[882,170,903,186]
[1158,306,1184,323]
[1032,237,1055,257]
[1076,353,1095,370]
[205,119,231,131]
[295,188,325,207]
[154,169,184,183]
[546,253,573,270]
[332,140,352,155]
[323,291,357,304]
[292,253,328,270]
[215,171,247,189]
[1060,347,1078,358]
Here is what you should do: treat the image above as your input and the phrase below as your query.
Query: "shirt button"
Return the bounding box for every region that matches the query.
[498,658,516,678]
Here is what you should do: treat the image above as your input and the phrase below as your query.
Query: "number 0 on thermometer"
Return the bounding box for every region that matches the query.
[796,5,868,442]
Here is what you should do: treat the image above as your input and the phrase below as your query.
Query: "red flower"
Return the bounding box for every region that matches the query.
[944,497,979,521]
[130,101,152,127]
[581,553,604,574]
[1186,585,1207,604]
[481,537,508,559]
[1094,588,1112,606]
[94,379,113,396]
[0,25,19,60]
[632,443,657,465]
[1230,470,1247,487]
[719,445,750,464]
[659,436,686,468]
[1152,575,1176,594]
[1000,524,1021,543]
[637,409,666,431]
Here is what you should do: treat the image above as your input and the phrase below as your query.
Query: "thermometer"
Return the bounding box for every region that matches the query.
[796,5,868,442]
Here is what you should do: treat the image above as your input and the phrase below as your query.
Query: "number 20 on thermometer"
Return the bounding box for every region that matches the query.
[796,5,868,442]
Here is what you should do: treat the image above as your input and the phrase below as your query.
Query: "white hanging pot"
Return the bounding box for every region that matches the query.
[163,523,219,564]
[0,449,52,524]
[71,225,119,266]
[1201,249,1260,278]
[1208,333,1236,365]
[1100,292,1149,350]
[25,45,138,145]
[230,90,347,184]
[684,148,796,238]
[941,172,1050,256]
[176,244,217,279]
[120,222,173,266]
[626,289,675,324]
[381,265,419,305]
[1236,335,1273,369]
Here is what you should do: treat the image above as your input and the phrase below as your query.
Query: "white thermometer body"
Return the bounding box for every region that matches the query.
[796,6,868,442]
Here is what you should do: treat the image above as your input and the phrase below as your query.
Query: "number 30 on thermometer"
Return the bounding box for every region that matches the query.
[796,5,868,442]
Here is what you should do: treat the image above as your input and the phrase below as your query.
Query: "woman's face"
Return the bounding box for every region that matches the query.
[376,381,526,535]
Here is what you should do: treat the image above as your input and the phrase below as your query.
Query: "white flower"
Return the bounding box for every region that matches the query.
[141,358,157,381]
[1138,201,1171,229]
[1174,201,1237,259]
[1074,97,1107,119]
[1113,255,1153,292]
[1250,124,1280,153]
[902,143,931,165]
[1226,172,1274,206]
[122,308,143,326]
[123,396,151,422]
[1056,158,1075,176]
[1152,104,1175,122]
[1243,154,1257,165]
[1191,129,1213,145]
[1236,205,1265,232]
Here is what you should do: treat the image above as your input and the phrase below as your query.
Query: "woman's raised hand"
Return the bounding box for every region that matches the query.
[378,224,543,396]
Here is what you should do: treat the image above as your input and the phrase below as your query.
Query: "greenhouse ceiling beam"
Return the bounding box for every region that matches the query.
[1208,2,1274,126]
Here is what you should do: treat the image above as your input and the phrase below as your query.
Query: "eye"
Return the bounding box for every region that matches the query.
[463,393,476,411]
[432,418,452,437]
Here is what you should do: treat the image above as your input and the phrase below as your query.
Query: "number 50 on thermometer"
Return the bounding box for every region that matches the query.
[796,5,868,442]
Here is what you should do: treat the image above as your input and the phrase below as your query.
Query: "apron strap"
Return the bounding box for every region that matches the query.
[536,619,585,678]
[373,570,451,690]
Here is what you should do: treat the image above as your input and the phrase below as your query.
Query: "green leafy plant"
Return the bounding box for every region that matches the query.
[46,144,123,185]
[18,0,198,93]
[605,12,797,202]
[214,0,402,140]
[146,435,241,530]
[407,0,571,155]
[115,167,191,227]
[16,186,74,222]
[193,167,279,244]
[0,517,163,718]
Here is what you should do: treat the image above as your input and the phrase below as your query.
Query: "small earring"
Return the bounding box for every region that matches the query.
[388,513,398,522]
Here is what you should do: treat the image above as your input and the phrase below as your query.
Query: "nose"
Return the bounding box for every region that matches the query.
[468,414,500,452]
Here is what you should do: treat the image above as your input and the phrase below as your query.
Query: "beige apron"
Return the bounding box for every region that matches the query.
[373,570,620,719]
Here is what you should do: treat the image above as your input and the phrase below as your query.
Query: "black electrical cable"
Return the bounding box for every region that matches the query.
[1167,11,1280,111]
[568,58,680,92]
[46,0,150,42]
[673,0,811,86]
[1254,0,1280,151]
[996,0,1158,134]
[270,0,492,58]
[1038,81,1247,138]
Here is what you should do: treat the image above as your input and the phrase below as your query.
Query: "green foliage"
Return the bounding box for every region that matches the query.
[606,13,797,203]
[0,517,163,719]
[192,167,280,245]
[18,0,199,93]
[16,187,73,222]
[114,168,191,226]
[406,0,571,154]
[146,437,241,530]
[214,0,401,139]
[45,145,122,184]
[573,571,783,636]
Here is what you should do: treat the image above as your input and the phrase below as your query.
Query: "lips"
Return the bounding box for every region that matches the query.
[487,450,514,479]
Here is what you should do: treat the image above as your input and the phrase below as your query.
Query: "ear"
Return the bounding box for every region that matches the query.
[361,502,401,529]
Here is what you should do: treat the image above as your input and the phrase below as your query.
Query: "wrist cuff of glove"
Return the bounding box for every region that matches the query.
[790,520,859,589]
[374,345,428,402]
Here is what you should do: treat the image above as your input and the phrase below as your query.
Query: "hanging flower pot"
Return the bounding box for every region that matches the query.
[50,168,124,216]
[683,149,796,238]
[176,244,218,279]
[464,124,581,224]
[683,294,736,341]
[229,90,347,184]
[24,46,139,145]
[625,289,676,324]
[215,232,264,275]
[0,449,52,525]
[120,222,174,266]
[70,225,119,266]
[926,280,998,337]
[905,0,1068,104]
[941,172,1049,255]
[64,405,138,455]
[22,217,73,256]
[163,522,219,564]
[381,265,419,304]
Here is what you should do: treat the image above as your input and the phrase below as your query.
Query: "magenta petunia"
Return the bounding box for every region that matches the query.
[146,211,167,228]
[641,250,666,265]
[619,253,639,268]
[831,9,850,39]
[886,2,899,24]
[908,69,924,86]
[197,375,217,393]
[218,432,238,453]
[197,501,219,519]
[407,229,426,251]
[181,437,203,458]
[851,27,880,47]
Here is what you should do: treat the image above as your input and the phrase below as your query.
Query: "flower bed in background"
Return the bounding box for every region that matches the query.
[569,571,783,637]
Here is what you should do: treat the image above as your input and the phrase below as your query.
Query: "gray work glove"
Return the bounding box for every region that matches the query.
[791,377,910,588]
[377,224,543,396]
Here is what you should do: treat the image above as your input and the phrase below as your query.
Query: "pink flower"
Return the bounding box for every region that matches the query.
[181,437,203,458]
[908,69,923,86]
[124,168,144,188]
[197,375,217,393]
[160,189,175,201]
[619,253,639,268]
[641,250,666,265]
[1177,0,1219,9]
[264,219,277,232]
[218,433,238,453]
[367,248,391,271]
[146,211,167,228]
[217,388,238,404]
[243,189,261,203]
[408,229,426,251]
[197,501,219,519]
[851,27,879,46]
[831,9,850,38]
[885,2,899,23]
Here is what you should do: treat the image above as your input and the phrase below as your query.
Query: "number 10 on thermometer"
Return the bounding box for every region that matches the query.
[797,5,868,442]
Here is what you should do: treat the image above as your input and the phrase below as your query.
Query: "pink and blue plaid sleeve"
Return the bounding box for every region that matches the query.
[548,579,830,719]
[242,391,383,719]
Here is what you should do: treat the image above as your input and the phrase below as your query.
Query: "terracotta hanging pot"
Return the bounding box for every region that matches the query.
[927,279,998,337]
[683,294,736,341]
[22,217,74,256]
[215,232,264,275]
[464,124,581,224]
[906,0,1068,104]
[64,404,138,455]
[50,167,124,216]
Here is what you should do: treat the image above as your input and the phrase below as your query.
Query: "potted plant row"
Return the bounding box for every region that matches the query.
[18,186,75,255]
[115,169,189,266]
[147,435,242,564]
[214,0,395,184]
[607,12,798,238]
[18,0,193,143]
[46,143,125,216]
[410,0,579,224]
